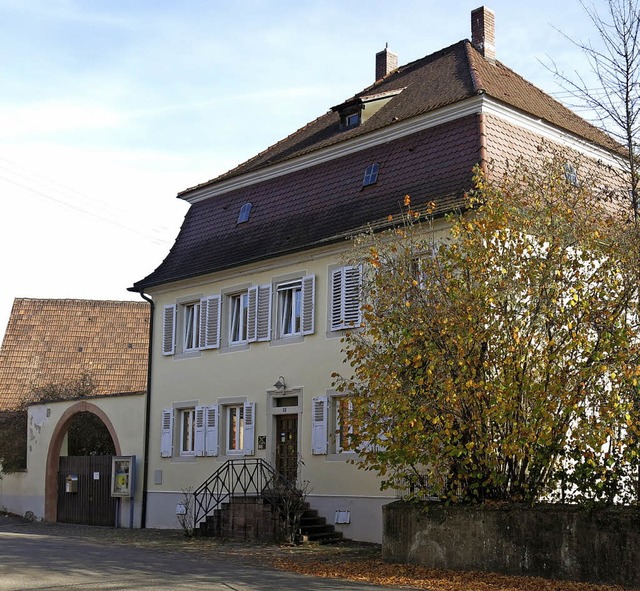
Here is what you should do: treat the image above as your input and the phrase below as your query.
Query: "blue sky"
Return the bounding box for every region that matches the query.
[0,0,602,340]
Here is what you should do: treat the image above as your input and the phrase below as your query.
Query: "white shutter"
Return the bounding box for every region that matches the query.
[330,266,361,331]
[343,266,362,328]
[311,396,328,455]
[301,274,315,335]
[243,401,255,456]
[205,404,219,456]
[200,296,221,349]
[330,269,344,331]
[255,284,272,342]
[162,305,176,355]
[194,406,206,456]
[248,285,271,343]
[160,408,173,457]
[247,286,258,342]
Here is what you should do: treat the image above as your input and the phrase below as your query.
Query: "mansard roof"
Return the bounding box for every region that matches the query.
[0,299,149,411]
[131,39,618,292]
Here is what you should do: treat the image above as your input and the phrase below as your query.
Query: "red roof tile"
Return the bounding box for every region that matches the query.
[0,299,149,411]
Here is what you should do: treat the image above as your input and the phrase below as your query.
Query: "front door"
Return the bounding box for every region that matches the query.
[275,414,298,484]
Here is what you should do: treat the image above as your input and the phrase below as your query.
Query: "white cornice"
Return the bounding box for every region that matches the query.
[482,98,623,169]
[181,96,485,204]
[181,95,623,204]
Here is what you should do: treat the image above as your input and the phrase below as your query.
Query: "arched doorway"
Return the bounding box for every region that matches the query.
[45,402,121,524]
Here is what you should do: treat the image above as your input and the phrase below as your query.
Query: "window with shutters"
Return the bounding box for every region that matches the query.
[162,403,219,458]
[162,295,221,357]
[275,275,315,340]
[220,401,255,456]
[329,265,362,332]
[311,394,358,458]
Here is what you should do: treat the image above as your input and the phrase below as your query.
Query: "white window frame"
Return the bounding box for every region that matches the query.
[362,162,380,186]
[334,396,355,453]
[178,407,196,456]
[221,401,255,456]
[229,292,249,344]
[226,404,245,454]
[278,279,302,337]
[183,302,200,352]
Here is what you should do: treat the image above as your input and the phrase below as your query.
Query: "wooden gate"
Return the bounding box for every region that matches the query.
[57,456,117,526]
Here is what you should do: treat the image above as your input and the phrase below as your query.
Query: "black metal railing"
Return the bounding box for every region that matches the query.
[192,458,299,529]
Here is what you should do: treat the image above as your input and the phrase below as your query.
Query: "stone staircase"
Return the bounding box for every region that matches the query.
[196,496,344,544]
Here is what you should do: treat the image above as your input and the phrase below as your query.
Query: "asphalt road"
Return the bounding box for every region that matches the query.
[0,518,388,591]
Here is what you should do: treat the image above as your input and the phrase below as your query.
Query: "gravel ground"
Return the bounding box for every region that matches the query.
[0,513,628,591]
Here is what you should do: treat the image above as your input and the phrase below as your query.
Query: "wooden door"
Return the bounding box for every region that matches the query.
[275,415,298,484]
[57,456,117,526]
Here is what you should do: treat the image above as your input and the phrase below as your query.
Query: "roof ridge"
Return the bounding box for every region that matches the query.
[11,297,147,305]
[463,40,484,94]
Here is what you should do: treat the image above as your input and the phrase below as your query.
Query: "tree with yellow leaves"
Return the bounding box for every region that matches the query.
[335,152,640,505]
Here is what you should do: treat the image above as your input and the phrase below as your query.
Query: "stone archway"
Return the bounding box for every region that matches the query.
[44,401,121,522]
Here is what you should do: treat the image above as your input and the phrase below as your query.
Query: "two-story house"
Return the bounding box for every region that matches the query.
[130,7,623,543]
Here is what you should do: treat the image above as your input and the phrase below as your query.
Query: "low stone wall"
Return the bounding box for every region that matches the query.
[383,501,640,587]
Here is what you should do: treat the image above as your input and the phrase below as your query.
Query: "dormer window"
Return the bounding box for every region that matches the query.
[238,202,252,224]
[345,113,361,128]
[363,163,380,187]
[332,88,404,132]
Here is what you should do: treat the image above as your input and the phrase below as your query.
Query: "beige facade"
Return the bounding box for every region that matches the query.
[145,242,398,541]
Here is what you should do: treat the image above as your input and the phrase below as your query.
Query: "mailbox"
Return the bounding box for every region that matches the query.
[65,475,78,493]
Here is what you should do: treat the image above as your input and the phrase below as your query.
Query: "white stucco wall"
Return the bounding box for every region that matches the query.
[0,393,146,526]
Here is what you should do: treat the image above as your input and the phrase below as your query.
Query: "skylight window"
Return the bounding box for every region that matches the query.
[238,202,252,224]
[362,163,380,187]
[564,163,579,187]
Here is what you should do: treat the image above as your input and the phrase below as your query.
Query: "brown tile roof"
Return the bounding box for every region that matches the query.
[0,299,149,411]
[181,41,617,192]
[131,39,619,291]
[133,115,481,290]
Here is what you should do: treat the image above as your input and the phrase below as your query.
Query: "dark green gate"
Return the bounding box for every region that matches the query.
[57,455,116,526]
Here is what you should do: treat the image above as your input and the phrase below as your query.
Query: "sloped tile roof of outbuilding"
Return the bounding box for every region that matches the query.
[132,40,618,291]
[0,299,149,411]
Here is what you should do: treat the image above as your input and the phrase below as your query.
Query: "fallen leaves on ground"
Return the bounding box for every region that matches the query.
[268,544,627,591]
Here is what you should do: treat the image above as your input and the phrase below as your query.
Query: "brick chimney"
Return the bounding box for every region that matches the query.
[471,6,495,61]
[375,44,398,81]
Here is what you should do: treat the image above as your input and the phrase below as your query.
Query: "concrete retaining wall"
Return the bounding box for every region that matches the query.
[383,501,640,587]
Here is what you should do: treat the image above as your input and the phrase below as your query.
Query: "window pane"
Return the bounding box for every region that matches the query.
[227,405,245,451]
[181,409,194,453]
[278,282,302,337]
[230,293,249,343]
[184,303,200,350]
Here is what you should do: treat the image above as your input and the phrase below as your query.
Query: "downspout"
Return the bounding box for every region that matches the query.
[138,290,154,529]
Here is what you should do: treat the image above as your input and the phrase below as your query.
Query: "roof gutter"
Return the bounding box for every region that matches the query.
[136,290,154,529]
